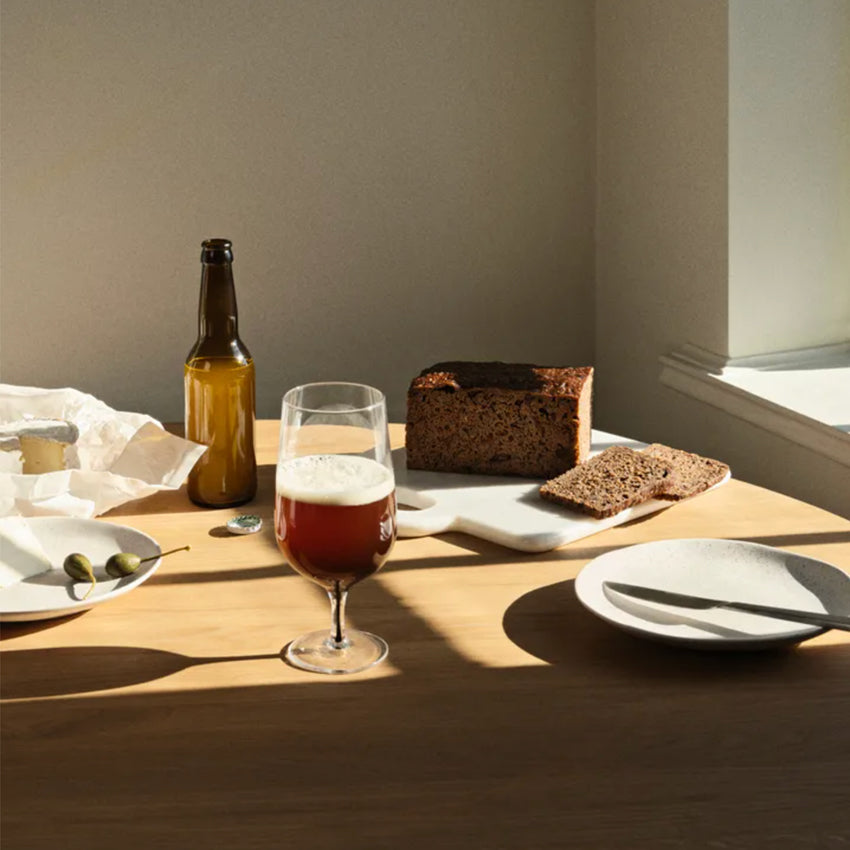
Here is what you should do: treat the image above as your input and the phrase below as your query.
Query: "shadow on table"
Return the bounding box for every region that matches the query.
[501,578,850,681]
[4,630,850,850]
[734,530,850,548]
[4,559,850,850]
[0,646,282,699]
[5,568,849,702]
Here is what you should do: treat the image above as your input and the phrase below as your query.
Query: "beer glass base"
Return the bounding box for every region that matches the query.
[283,629,388,675]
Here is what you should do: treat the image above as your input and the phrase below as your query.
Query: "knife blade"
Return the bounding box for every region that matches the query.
[602,581,850,632]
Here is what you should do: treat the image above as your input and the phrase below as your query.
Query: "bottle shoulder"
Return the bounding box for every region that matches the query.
[186,336,253,365]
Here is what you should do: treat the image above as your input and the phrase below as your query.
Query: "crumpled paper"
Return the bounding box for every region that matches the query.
[0,385,206,517]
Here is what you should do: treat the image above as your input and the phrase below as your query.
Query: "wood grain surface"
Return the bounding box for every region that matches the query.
[2,422,850,849]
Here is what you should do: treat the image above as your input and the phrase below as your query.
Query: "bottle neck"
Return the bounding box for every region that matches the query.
[198,262,238,339]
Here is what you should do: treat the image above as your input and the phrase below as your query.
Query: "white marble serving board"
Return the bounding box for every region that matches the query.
[393,430,730,553]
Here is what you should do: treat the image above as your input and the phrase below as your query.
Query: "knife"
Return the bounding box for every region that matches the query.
[602,581,850,632]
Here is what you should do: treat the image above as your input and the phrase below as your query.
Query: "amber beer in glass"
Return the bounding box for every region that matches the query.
[275,383,396,675]
[276,456,396,589]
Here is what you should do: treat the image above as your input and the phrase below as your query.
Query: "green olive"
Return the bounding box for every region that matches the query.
[105,544,191,578]
[105,552,140,577]
[63,553,96,600]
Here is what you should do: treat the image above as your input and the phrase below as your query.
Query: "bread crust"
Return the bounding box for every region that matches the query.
[643,443,729,499]
[406,362,593,478]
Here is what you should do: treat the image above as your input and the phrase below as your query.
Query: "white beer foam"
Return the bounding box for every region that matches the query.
[276,454,394,506]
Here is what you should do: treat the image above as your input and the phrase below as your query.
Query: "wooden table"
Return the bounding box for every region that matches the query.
[3,422,850,849]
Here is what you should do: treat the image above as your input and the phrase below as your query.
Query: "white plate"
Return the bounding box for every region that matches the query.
[0,517,162,622]
[575,538,850,649]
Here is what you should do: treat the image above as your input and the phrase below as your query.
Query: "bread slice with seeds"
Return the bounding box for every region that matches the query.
[539,445,672,519]
[643,443,729,500]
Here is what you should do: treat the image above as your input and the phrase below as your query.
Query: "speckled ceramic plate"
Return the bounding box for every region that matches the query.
[575,538,850,649]
[0,517,162,622]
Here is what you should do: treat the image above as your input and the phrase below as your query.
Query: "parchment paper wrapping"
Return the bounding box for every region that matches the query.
[0,385,206,517]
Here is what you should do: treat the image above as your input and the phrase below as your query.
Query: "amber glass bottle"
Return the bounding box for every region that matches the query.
[184,238,257,507]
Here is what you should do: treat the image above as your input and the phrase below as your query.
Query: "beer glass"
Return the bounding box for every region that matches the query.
[275,383,397,674]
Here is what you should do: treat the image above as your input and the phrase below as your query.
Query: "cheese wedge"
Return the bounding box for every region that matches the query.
[0,418,79,474]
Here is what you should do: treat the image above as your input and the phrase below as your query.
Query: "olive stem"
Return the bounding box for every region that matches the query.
[139,545,191,565]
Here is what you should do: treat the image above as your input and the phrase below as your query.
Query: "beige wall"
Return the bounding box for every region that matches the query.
[595,0,730,427]
[729,0,850,357]
[3,1,847,518]
[0,0,596,422]
[595,0,849,519]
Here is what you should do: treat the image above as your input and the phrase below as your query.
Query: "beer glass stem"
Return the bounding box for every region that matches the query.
[327,582,350,650]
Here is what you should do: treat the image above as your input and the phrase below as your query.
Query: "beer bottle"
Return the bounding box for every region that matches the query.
[184,238,257,507]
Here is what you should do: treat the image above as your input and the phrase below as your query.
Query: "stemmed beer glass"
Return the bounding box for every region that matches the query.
[275,383,397,674]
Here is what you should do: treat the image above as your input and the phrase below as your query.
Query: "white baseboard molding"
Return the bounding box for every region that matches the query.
[659,346,850,469]
[675,341,850,374]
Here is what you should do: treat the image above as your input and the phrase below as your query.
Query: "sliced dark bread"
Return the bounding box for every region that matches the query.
[539,445,672,519]
[643,443,729,500]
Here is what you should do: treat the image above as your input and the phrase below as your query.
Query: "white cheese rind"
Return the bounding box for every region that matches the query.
[0,418,80,450]
[0,418,80,473]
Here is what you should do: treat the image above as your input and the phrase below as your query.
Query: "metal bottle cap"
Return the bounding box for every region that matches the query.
[226,514,262,535]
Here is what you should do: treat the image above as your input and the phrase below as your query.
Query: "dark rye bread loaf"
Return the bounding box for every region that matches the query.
[643,443,729,500]
[406,362,593,478]
[539,445,672,519]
